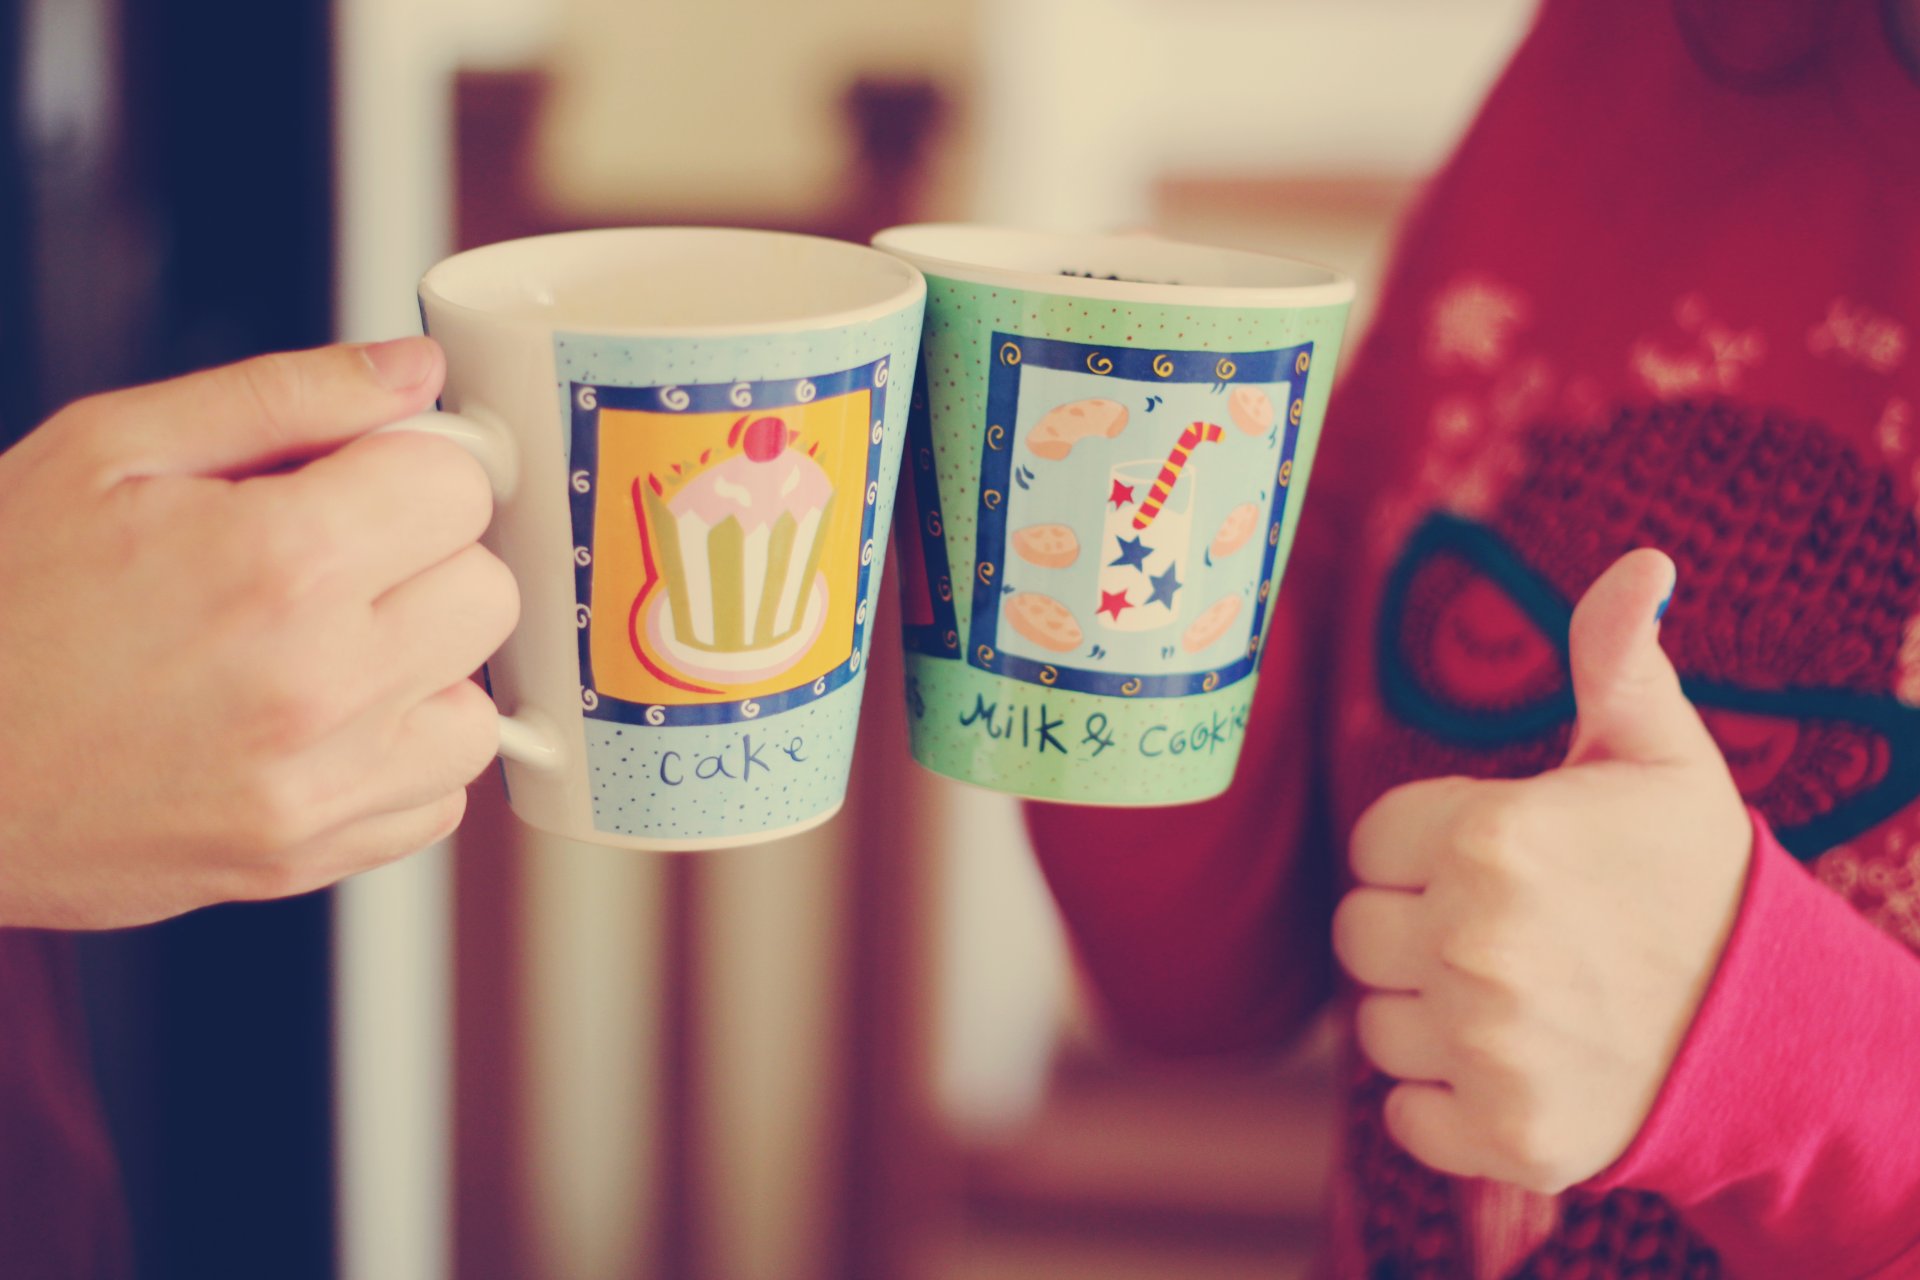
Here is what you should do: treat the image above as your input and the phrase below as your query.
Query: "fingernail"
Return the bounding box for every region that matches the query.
[361,337,434,391]
[1655,589,1673,622]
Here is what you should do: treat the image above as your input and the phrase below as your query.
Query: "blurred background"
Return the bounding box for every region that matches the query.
[1,1,1535,1277]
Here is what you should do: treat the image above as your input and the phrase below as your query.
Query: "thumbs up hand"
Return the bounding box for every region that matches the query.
[0,340,519,929]
[1333,549,1753,1193]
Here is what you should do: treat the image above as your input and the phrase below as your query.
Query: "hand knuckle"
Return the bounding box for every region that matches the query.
[471,547,521,640]
[376,434,493,541]
[1435,917,1519,985]
[370,792,469,869]
[1472,1087,1578,1191]
[229,768,321,858]
[429,788,469,842]
[428,439,495,531]
[443,683,503,782]
[1449,791,1530,875]
[395,790,468,861]
[245,677,340,755]
[1450,1011,1525,1073]
[249,501,344,595]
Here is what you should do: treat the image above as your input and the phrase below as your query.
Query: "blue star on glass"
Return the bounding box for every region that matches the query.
[1145,562,1183,609]
[1109,534,1152,572]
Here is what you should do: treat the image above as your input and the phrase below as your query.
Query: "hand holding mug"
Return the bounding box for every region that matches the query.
[0,339,517,928]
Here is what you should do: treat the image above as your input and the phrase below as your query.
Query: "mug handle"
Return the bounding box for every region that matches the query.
[377,408,563,772]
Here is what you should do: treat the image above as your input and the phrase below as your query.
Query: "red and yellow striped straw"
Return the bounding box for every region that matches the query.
[1132,420,1224,531]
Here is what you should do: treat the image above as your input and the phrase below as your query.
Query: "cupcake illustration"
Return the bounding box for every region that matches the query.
[632,413,836,686]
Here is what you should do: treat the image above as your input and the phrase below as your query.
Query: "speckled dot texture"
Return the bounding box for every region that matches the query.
[900,276,1349,805]
[556,305,921,843]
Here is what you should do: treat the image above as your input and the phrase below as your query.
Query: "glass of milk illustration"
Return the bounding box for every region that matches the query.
[1097,419,1221,644]
[1098,458,1193,636]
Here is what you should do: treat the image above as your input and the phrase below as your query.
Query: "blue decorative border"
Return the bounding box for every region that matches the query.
[967,333,1315,699]
[899,357,962,658]
[568,358,892,726]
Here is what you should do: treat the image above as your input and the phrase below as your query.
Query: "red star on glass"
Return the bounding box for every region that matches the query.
[1108,479,1135,509]
[1097,588,1132,621]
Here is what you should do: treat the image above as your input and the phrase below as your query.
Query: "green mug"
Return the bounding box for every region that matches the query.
[872,224,1353,806]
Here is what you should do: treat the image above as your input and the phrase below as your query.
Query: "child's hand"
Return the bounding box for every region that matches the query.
[0,340,518,929]
[1332,549,1752,1193]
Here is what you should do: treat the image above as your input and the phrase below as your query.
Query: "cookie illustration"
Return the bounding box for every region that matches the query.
[1182,595,1242,653]
[1228,386,1275,436]
[1210,502,1261,558]
[1028,398,1129,461]
[1011,522,1081,569]
[1005,592,1084,653]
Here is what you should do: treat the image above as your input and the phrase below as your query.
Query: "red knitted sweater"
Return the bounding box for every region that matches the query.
[1030,3,1920,1276]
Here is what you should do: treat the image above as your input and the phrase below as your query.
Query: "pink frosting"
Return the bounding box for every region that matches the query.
[668,447,833,529]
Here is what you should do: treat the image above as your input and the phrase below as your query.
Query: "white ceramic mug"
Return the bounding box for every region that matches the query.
[390,227,925,850]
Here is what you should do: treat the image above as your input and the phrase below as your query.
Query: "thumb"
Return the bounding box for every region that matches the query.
[73,337,444,482]
[1564,548,1714,768]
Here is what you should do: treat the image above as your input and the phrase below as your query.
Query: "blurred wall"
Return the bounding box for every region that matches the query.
[538,0,977,221]
[975,0,1538,231]
[332,5,556,1280]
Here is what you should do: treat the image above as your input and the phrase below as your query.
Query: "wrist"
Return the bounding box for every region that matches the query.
[1588,810,1920,1276]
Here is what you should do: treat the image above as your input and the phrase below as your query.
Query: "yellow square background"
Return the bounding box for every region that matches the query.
[588,390,873,705]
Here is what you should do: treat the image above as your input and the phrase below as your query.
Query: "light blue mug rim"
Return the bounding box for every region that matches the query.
[873,222,1356,311]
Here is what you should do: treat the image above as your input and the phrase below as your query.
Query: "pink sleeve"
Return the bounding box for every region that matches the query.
[1588,811,1920,1279]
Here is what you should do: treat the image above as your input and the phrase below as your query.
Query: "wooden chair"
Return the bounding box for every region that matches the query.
[447,66,954,1280]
